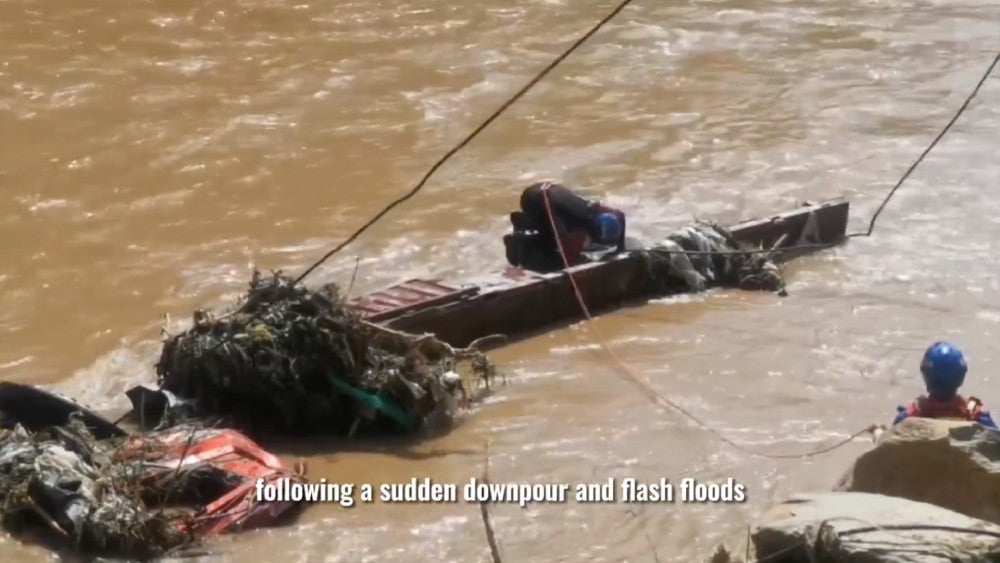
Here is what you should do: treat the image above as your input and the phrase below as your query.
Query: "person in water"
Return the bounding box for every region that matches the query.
[504,182,626,272]
[893,341,996,428]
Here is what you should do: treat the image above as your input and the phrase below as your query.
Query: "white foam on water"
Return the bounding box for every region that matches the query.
[648,291,713,305]
[549,343,602,355]
[408,515,468,537]
[977,310,1000,324]
[610,335,665,345]
[0,356,34,371]
[53,342,159,412]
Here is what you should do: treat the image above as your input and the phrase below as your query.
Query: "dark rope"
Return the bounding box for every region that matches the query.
[847,48,1000,239]
[661,47,999,257]
[673,47,999,257]
[293,0,640,286]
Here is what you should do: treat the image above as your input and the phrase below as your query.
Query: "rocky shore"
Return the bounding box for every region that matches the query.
[711,418,1000,562]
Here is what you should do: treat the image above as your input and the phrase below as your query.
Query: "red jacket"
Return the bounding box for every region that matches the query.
[895,395,995,428]
[908,395,983,419]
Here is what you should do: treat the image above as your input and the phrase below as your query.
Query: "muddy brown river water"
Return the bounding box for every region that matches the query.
[2,0,999,561]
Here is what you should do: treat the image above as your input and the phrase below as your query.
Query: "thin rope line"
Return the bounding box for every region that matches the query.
[293,0,640,286]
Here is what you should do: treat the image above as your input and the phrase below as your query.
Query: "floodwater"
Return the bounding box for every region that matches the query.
[2,0,999,560]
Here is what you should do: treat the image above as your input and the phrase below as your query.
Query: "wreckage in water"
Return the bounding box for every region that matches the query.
[143,199,846,440]
[0,381,307,559]
[347,199,850,347]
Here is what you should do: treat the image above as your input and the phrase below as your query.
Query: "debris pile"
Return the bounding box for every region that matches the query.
[643,223,785,294]
[0,419,191,559]
[156,271,498,436]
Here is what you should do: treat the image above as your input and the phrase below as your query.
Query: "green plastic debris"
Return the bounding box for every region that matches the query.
[326,375,415,430]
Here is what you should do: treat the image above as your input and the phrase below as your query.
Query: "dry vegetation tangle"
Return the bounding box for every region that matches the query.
[156,271,502,437]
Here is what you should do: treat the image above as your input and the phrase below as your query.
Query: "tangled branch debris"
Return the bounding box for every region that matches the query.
[0,419,191,559]
[643,223,786,294]
[156,271,498,436]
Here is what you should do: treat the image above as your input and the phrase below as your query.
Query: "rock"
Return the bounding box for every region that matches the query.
[752,492,1000,562]
[706,526,758,563]
[834,417,1000,524]
[708,543,737,563]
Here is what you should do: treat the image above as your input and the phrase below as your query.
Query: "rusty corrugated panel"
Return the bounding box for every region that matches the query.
[404,279,460,295]
[392,282,442,298]
[349,303,385,316]
[347,278,475,321]
[382,287,433,302]
[368,296,407,308]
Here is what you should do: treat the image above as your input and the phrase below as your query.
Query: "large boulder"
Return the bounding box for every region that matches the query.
[834,418,1000,524]
[750,492,1000,562]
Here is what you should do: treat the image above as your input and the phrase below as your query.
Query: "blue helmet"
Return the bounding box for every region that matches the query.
[592,212,622,245]
[920,341,967,397]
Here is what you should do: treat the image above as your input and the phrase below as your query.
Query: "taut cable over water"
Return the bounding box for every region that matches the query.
[213,0,998,457]
[277,0,998,457]
[285,26,997,456]
[525,48,1000,459]
[296,47,997,278]
[293,0,641,286]
[847,49,1000,240]
[526,47,1000,457]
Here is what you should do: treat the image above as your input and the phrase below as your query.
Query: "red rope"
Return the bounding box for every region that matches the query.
[538,183,879,459]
